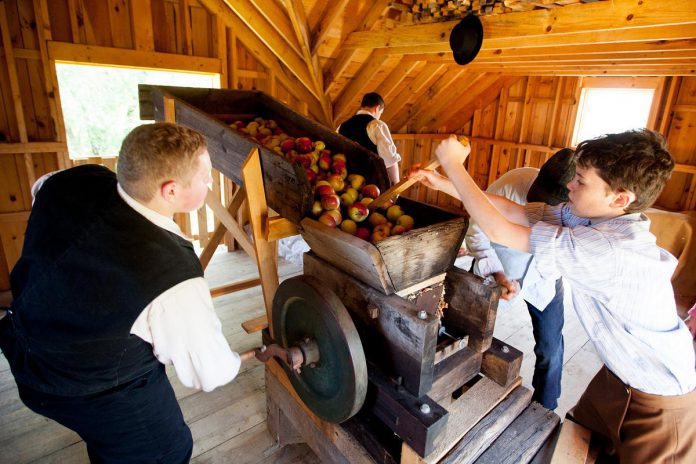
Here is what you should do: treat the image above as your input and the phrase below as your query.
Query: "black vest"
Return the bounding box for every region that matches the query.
[338,114,378,154]
[0,165,203,395]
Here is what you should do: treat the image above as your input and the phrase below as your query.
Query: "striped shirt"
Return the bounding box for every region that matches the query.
[526,203,696,396]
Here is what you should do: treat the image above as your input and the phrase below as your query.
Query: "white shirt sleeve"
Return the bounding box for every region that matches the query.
[131,277,241,392]
[465,221,504,276]
[366,119,401,168]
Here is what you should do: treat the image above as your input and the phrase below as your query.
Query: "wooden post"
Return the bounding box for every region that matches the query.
[241,147,279,339]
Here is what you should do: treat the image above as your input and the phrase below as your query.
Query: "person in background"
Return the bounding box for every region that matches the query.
[411,129,696,462]
[466,148,575,410]
[0,123,241,463]
[338,92,402,185]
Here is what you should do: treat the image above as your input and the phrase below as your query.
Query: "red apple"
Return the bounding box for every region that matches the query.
[311,200,323,216]
[295,137,313,154]
[361,184,381,199]
[305,168,317,184]
[295,154,312,168]
[347,202,369,222]
[325,209,342,226]
[340,219,357,235]
[318,213,337,228]
[332,165,348,179]
[371,224,391,242]
[340,192,355,207]
[320,194,341,211]
[327,174,345,193]
[314,183,335,197]
[396,214,415,231]
[347,174,365,190]
[360,197,374,206]
[368,212,388,227]
[391,225,407,235]
[280,139,296,153]
[333,153,347,163]
[386,205,404,222]
[356,227,371,241]
[318,154,331,171]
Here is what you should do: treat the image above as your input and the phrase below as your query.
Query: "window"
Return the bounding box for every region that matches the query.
[55,64,219,159]
[571,77,658,146]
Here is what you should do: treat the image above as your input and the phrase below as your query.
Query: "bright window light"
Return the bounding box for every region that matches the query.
[56,64,219,159]
[572,88,655,146]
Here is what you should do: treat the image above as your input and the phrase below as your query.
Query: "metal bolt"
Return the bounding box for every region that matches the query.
[502,345,510,354]
[420,403,431,414]
[367,304,379,319]
[309,363,317,369]
[418,310,427,320]
[260,345,267,353]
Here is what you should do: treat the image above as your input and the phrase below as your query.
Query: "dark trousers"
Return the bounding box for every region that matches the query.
[17,364,192,464]
[525,278,565,410]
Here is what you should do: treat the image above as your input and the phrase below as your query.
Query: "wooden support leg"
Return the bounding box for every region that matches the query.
[242,148,279,339]
[199,185,247,269]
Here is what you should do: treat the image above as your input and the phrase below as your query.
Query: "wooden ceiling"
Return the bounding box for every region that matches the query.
[203,0,696,131]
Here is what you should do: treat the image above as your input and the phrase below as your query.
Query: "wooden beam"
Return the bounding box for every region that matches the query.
[342,1,696,51]
[0,141,68,155]
[333,52,390,123]
[381,63,448,126]
[47,41,221,73]
[376,59,422,103]
[247,0,303,57]
[207,0,319,101]
[390,66,470,133]
[282,0,333,123]
[200,0,327,124]
[309,0,348,57]
[323,0,391,97]
[130,0,154,51]
[0,0,35,187]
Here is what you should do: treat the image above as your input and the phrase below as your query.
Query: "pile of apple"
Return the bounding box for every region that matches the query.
[228,116,415,243]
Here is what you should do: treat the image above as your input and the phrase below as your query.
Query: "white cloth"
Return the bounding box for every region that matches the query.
[116,184,240,392]
[526,202,696,396]
[466,167,557,310]
[339,110,402,168]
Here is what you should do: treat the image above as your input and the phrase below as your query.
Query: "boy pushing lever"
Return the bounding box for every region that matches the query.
[411,129,696,462]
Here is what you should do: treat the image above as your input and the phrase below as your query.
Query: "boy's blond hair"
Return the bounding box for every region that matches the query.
[117,123,207,202]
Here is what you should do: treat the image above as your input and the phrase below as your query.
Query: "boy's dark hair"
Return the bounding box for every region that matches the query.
[361,92,385,110]
[575,129,674,213]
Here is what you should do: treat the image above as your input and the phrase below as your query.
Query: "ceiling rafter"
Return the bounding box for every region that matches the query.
[390,66,470,132]
[310,0,349,57]
[199,0,327,124]
[212,0,319,101]
[340,0,696,52]
[323,0,392,97]
[381,63,449,125]
[431,76,521,133]
[246,0,303,57]
[410,73,500,133]
[282,0,333,123]
[375,59,423,103]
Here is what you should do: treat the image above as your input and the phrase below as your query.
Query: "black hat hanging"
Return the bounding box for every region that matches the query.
[449,14,484,66]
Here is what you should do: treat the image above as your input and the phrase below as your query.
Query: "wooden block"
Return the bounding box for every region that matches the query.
[429,347,482,402]
[402,376,522,463]
[549,419,592,464]
[265,361,376,463]
[367,364,448,458]
[474,402,560,464]
[444,267,501,352]
[241,314,268,334]
[303,252,438,398]
[481,338,523,387]
[440,386,532,464]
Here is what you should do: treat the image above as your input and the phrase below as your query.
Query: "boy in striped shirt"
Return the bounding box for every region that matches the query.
[412,129,696,462]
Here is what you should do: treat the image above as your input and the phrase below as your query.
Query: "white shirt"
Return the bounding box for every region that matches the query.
[526,203,696,395]
[338,110,402,168]
[466,168,557,310]
[32,173,241,391]
[117,184,240,392]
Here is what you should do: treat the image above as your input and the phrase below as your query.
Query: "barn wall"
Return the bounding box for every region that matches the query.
[0,0,309,290]
[395,76,696,213]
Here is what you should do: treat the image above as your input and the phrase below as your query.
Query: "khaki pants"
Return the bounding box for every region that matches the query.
[569,366,696,463]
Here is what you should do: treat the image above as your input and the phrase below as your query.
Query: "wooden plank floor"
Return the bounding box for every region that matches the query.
[0,250,600,463]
